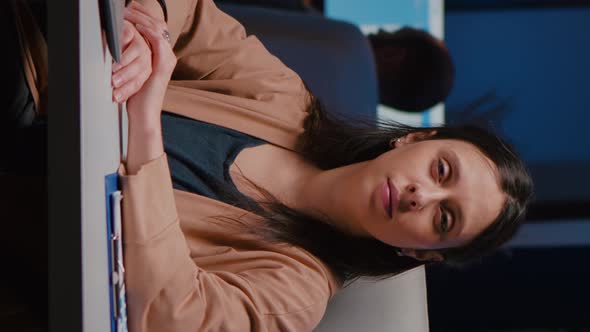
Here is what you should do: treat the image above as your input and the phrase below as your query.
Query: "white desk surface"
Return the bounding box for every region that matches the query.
[49,0,120,331]
[79,0,121,331]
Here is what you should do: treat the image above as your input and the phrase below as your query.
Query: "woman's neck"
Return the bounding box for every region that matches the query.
[230,143,369,237]
[294,160,370,237]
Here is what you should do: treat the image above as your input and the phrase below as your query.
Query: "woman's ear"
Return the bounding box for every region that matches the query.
[400,248,444,262]
[394,130,438,148]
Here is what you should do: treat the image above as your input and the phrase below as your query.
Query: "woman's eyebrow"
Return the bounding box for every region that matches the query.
[445,149,464,237]
[451,200,464,237]
[446,149,461,185]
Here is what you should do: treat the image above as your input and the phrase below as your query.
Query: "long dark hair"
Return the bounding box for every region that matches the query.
[221,94,533,285]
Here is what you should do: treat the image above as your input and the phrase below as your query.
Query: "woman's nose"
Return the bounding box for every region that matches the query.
[403,183,444,211]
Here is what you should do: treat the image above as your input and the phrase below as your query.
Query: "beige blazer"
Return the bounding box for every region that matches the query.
[120,1,341,331]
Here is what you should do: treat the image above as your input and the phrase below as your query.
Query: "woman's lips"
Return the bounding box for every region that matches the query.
[381,179,392,218]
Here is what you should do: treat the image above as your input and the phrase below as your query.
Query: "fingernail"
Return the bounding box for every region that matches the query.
[114,92,122,102]
[112,76,121,87]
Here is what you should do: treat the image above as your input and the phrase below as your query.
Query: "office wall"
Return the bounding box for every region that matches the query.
[444,6,590,164]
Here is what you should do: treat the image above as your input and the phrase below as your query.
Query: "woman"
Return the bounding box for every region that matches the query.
[116,1,533,331]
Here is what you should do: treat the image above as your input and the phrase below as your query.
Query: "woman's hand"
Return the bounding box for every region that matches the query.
[123,1,176,174]
[111,20,152,103]
[124,1,176,124]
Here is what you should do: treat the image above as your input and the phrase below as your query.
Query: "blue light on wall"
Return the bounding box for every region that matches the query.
[326,0,430,29]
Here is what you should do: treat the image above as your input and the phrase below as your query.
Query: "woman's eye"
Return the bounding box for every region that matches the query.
[437,159,446,181]
[440,210,450,234]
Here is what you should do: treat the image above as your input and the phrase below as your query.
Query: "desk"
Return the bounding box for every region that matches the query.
[48,0,120,331]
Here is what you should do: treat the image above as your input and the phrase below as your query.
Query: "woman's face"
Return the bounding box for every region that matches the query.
[339,134,505,258]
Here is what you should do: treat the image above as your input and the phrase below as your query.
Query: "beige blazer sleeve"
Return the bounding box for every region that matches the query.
[120,156,331,332]
[163,0,310,150]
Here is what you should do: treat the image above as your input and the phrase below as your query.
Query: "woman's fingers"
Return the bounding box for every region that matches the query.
[112,57,152,102]
[112,53,152,101]
[113,21,139,72]
[123,7,151,28]
[113,37,147,75]
[124,6,165,33]
[121,21,135,48]
[111,22,153,102]
[127,1,157,18]
[135,23,175,76]
[117,1,176,111]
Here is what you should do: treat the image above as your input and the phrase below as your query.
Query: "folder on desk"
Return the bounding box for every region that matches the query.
[105,173,128,332]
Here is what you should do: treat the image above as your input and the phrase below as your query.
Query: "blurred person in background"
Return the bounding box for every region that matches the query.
[216,1,455,112]
[368,27,455,112]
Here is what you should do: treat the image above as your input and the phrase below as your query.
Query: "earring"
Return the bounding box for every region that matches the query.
[395,248,404,257]
[389,138,401,148]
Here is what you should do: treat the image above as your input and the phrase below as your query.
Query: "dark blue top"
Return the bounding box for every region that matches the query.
[161,112,266,205]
